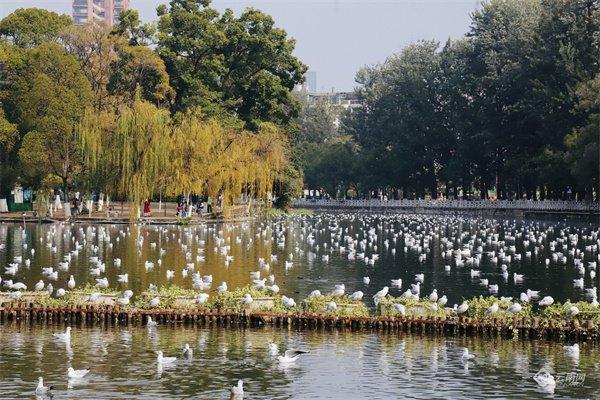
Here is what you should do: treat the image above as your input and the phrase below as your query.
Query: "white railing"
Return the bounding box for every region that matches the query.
[293,199,599,212]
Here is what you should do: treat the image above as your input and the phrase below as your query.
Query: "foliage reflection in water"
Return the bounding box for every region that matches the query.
[0,324,599,399]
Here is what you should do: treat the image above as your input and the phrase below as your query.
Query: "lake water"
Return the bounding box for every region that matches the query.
[0,213,599,398]
[1,214,598,307]
[0,324,599,399]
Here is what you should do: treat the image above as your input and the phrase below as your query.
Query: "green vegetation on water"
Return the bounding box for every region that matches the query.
[5,288,598,327]
[303,294,370,318]
[266,208,313,218]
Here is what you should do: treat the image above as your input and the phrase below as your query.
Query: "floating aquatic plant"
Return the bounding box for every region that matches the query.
[302,294,369,318]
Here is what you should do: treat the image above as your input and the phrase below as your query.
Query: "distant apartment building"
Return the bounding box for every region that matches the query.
[293,85,363,128]
[298,90,362,111]
[305,71,317,93]
[72,0,130,26]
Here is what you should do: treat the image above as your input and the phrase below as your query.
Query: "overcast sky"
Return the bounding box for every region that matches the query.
[0,0,480,91]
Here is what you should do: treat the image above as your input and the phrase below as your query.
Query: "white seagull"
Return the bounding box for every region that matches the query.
[278,349,309,363]
[460,348,475,362]
[156,351,176,364]
[53,327,72,342]
[538,296,554,307]
[35,377,53,396]
[67,367,90,379]
[147,316,158,328]
[268,342,278,356]
[230,379,244,398]
[183,343,193,358]
[564,343,579,356]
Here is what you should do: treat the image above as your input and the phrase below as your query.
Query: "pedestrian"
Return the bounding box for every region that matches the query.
[143,199,151,217]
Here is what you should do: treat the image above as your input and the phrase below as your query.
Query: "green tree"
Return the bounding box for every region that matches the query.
[9,43,92,196]
[0,8,71,48]
[466,0,543,199]
[437,39,483,199]
[293,93,340,144]
[0,43,24,197]
[112,9,156,46]
[62,23,174,110]
[273,163,303,210]
[62,23,121,111]
[533,0,600,149]
[565,75,600,199]
[156,0,307,129]
[108,45,174,106]
[0,42,24,91]
[344,41,447,198]
[300,137,360,198]
[0,110,18,197]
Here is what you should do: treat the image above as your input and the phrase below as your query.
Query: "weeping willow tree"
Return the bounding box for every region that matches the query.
[229,124,287,206]
[80,98,171,218]
[167,115,286,216]
[80,98,289,219]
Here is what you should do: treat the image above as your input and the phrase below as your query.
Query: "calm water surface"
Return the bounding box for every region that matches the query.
[1,214,599,398]
[0,324,599,399]
[0,214,598,306]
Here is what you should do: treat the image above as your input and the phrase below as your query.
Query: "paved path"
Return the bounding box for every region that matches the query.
[293,199,599,215]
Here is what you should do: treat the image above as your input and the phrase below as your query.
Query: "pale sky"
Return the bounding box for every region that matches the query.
[0,0,479,91]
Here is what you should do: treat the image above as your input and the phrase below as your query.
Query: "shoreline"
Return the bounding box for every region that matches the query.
[293,199,600,217]
[0,215,258,225]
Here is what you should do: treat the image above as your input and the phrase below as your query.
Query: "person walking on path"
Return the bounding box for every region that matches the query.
[143,199,151,217]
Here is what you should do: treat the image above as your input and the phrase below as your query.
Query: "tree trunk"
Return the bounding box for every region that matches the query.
[480,179,486,200]
[62,176,70,202]
[431,180,438,199]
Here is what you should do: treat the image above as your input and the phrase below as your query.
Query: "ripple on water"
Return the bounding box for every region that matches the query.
[0,215,599,398]
[1,325,598,399]
[0,215,598,309]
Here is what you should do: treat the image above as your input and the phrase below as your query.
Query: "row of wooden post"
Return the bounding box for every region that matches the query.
[0,302,596,342]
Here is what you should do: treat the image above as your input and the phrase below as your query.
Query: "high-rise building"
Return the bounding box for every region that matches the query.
[305,71,317,93]
[72,0,130,27]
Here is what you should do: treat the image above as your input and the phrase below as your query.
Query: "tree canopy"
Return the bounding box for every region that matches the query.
[0,5,299,212]
[0,0,597,210]
[0,8,72,48]
[9,43,92,194]
[156,0,307,129]
[299,0,599,201]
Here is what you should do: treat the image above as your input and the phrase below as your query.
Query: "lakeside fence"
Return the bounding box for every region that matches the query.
[293,199,600,214]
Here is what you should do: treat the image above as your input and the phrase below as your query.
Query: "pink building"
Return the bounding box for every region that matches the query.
[72,0,130,27]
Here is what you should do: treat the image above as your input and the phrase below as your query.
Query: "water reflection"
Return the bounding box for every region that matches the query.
[1,216,600,398]
[0,324,598,399]
[0,214,598,308]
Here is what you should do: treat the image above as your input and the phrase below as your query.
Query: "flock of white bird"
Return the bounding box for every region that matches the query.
[31,320,584,397]
[1,215,598,313]
[34,327,91,396]
[1,213,599,397]
[34,322,309,398]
